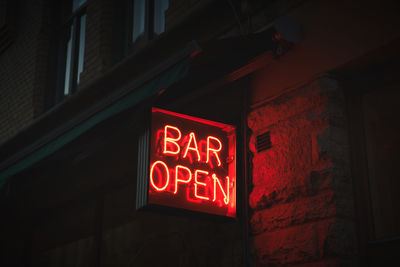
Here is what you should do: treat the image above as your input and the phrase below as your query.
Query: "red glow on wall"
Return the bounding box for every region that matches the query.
[149,108,236,217]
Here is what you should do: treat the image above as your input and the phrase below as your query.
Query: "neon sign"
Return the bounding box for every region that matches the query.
[137,108,236,218]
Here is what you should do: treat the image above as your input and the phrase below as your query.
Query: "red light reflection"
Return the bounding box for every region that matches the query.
[163,125,181,155]
[150,160,170,191]
[207,136,222,167]
[174,165,192,194]
[183,132,201,162]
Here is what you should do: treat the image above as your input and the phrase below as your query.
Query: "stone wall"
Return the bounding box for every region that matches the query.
[248,77,358,266]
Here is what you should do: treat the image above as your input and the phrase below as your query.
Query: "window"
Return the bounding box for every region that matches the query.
[128,0,168,51]
[56,0,87,102]
[132,0,146,43]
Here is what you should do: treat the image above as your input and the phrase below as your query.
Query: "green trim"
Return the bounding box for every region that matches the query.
[0,58,190,187]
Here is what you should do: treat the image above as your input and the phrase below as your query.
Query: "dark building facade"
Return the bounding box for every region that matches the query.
[0,0,399,266]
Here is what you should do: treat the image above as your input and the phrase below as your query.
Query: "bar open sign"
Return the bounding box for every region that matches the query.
[137,108,236,218]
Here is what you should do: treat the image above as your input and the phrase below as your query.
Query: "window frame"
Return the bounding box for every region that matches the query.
[126,0,150,54]
[55,0,88,103]
[125,0,168,55]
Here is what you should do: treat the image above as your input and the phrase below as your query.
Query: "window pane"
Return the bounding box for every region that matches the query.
[72,0,87,12]
[132,0,146,42]
[64,24,74,96]
[154,0,168,36]
[77,14,86,85]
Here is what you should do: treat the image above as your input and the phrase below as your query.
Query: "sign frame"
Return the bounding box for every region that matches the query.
[136,107,237,218]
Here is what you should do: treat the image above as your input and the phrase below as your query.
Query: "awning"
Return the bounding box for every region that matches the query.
[0,56,191,188]
[0,27,281,189]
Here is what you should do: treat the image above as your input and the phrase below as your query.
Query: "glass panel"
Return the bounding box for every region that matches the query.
[154,0,168,36]
[72,0,87,12]
[64,24,74,96]
[132,0,146,42]
[77,14,86,85]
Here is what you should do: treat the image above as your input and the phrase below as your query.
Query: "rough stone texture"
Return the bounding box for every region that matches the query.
[248,77,357,266]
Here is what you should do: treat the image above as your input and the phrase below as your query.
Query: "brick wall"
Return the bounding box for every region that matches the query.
[0,0,117,144]
[166,0,212,31]
[248,77,358,266]
[0,0,48,143]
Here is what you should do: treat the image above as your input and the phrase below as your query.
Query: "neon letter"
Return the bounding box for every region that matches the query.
[212,174,230,205]
[150,160,170,191]
[206,136,222,166]
[183,132,201,162]
[174,165,192,194]
[194,169,210,200]
[163,125,181,155]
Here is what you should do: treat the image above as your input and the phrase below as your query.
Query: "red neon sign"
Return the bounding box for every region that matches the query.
[148,108,236,217]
